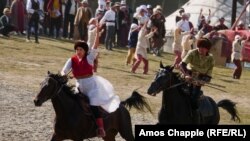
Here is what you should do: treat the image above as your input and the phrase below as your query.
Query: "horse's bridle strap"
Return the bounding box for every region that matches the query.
[166,82,186,90]
[50,77,64,99]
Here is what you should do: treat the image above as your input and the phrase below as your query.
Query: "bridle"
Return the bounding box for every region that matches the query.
[157,69,185,91]
[48,76,65,99]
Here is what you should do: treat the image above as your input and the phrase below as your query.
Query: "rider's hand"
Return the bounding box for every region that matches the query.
[184,75,192,82]
[197,80,205,86]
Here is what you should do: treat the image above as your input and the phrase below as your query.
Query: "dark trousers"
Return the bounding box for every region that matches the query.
[233,59,242,79]
[78,21,88,41]
[189,85,202,110]
[0,24,15,36]
[27,14,39,41]
[49,16,62,38]
[63,14,75,38]
[90,106,101,118]
[105,25,115,50]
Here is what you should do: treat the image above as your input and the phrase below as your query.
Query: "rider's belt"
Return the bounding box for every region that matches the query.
[75,74,93,79]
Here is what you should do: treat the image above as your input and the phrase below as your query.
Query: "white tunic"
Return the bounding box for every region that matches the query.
[61,49,120,113]
[231,39,242,61]
[134,26,152,59]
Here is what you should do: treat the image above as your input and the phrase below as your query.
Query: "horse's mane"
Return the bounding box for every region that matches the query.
[162,66,184,83]
[48,72,89,102]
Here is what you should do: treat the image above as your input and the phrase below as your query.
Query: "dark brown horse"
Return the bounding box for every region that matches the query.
[147,62,240,124]
[34,72,151,141]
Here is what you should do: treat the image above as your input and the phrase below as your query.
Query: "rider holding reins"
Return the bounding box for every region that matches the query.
[179,37,214,122]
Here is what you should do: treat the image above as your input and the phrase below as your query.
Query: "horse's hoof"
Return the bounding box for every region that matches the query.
[97,128,106,138]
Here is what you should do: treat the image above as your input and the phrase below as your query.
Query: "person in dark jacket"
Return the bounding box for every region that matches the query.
[0,8,15,37]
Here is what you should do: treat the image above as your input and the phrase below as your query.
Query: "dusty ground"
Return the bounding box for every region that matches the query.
[0,36,249,141]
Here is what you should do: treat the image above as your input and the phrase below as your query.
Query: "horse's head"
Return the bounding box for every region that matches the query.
[147,62,174,96]
[34,71,68,106]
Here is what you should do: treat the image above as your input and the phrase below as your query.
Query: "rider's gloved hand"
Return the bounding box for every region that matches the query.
[184,75,192,82]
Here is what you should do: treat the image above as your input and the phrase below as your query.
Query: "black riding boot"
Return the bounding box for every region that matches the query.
[191,86,202,124]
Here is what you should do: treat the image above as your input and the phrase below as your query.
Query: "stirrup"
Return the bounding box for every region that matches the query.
[97,128,106,137]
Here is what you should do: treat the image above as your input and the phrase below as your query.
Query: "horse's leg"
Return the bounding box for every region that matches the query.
[50,133,63,141]
[118,109,134,141]
[101,128,118,141]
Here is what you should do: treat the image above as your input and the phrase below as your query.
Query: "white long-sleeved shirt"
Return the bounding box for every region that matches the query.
[100,9,116,26]
[61,49,98,75]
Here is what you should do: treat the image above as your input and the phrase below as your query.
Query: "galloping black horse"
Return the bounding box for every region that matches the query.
[34,71,151,141]
[147,62,240,124]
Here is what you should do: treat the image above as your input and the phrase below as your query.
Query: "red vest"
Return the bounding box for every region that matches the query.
[71,55,93,78]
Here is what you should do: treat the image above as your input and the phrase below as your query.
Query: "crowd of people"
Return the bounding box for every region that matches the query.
[172,7,250,79]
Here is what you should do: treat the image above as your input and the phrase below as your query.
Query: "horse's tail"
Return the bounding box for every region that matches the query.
[217,99,241,122]
[121,91,152,114]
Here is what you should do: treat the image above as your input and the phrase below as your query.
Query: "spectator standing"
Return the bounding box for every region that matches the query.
[74,0,92,41]
[213,17,228,31]
[149,5,166,56]
[99,2,117,50]
[126,23,139,65]
[131,21,155,74]
[146,4,153,17]
[26,0,42,43]
[63,0,79,39]
[10,0,26,35]
[47,0,63,38]
[175,8,184,23]
[231,35,243,79]
[236,21,245,31]
[118,0,130,47]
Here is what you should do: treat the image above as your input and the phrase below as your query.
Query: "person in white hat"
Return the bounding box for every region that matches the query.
[236,20,245,31]
[149,5,166,56]
[0,7,15,37]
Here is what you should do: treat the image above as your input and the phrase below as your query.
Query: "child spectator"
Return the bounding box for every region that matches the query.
[126,23,139,65]
[131,21,155,74]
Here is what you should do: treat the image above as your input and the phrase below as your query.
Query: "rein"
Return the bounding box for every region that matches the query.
[50,77,64,99]
[162,71,186,91]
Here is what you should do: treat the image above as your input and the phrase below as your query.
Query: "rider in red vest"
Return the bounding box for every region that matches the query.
[61,20,120,137]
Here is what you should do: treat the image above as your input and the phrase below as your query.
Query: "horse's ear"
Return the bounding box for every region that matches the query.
[160,61,164,68]
[170,65,174,71]
[48,71,50,74]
